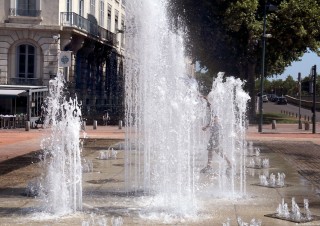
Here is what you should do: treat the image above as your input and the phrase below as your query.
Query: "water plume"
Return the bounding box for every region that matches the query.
[41,72,83,215]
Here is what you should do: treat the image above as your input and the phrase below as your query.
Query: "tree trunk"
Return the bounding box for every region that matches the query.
[246,63,257,124]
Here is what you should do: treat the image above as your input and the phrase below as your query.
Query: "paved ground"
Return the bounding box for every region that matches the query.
[0,123,320,225]
[0,126,125,162]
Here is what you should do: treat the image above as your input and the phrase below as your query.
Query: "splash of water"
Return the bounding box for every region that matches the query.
[41,72,83,214]
[124,0,250,216]
[206,73,250,195]
[276,197,313,221]
[124,0,206,215]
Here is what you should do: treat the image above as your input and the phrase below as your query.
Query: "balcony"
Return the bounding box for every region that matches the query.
[61,12,117,46]
[10,78,41,86]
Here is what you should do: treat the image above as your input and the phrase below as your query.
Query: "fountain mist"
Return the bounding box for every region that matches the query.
[41,72,83,214]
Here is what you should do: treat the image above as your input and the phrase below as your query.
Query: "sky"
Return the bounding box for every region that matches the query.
[273,51,320,81]
[196,51,320,81]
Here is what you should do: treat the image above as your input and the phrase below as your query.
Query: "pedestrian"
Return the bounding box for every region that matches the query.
[200,99,232,174]
[103,112,110,126]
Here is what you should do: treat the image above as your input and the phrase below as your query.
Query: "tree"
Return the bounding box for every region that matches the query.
[168,0,320,122]
[283,75,297,96]
[195,71,215,96]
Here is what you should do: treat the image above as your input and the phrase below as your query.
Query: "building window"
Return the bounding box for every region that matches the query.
[115,10,119,32]
[121,15,125,47]
[79,0,84,17]
[66,0,72,21]
[90,0,96,15]
[100,0,105,27]
[16,0,37,17]
[107,4,112,31]
[17,44,35,79]
[67,0,72,12]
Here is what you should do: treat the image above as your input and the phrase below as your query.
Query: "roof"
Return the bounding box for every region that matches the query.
[0,85,48,96]
[0,89,26,96]
[0,85,47,90]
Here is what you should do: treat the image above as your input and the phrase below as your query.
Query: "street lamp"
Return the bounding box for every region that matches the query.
[298,72,302,129]
[258,3,278,132]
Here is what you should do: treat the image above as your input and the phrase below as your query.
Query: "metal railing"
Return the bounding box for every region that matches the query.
[10,78,41,86]
[9,8,41,17]
[61,12,117,46]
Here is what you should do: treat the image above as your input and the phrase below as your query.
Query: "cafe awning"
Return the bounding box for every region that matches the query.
[0,89,26,96]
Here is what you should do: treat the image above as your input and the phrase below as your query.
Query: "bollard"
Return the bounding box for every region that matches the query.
[305,121,310,131]
[272,120,276,130]
[82,121,86,131]
[93,120,97,130]
[25,121,30,131]
[119,120,123,129]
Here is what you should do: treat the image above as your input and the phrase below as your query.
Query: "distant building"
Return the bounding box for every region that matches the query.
[0,0,125,124]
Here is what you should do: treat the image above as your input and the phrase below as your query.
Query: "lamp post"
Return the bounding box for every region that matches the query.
[311,65,317,134]
[298,72,302,129]
[258,3,277,132]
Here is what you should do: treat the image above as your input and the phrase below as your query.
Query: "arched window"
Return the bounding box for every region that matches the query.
[17,44,35,79]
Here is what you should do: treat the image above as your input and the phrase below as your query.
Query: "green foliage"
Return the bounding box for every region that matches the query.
[168,0,320,121]
[256,112,299,124]
[168,0,320,78]
[195,71,214,96]
[255,74,320,96]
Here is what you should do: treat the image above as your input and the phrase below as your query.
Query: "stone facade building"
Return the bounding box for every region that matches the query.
[0,0,125,124]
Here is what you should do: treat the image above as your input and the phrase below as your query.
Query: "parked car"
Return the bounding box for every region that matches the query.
[269,94,278,102]
[277,97,288,105]
[262,95,268,102]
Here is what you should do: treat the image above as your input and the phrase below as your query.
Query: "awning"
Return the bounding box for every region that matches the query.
[0,89,26,96]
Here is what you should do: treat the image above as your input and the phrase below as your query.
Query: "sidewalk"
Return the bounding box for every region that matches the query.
[0,126,125,162]
[247,123,320,145]
[0,123,319,162]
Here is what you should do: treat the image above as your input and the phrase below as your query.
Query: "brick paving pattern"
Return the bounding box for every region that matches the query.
[254,140,320,188]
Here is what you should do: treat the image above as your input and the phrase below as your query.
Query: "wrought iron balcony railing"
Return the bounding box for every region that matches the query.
[9,8,41,17]
[61,12,117,46]
[10,78,41,86]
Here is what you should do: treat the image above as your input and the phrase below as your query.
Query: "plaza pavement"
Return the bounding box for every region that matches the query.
[0,123,318,159]
[2,122,319,162]
[0,125,125,162]
[0,124,320,225]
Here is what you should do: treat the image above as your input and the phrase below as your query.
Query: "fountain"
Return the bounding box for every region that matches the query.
[265,197,320,223]
[0,0,319,225]
[247,157,269,169]
[124,0,205,215]
[124,0,250,217]
[258,172,286,187]
[98,148,118,160]
[247,142,260,157]
[40,72,84,215]
[237,217,262,226]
